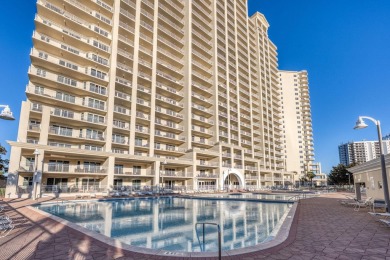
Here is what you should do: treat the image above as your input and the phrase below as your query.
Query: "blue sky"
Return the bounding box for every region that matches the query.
[0,1,389,174]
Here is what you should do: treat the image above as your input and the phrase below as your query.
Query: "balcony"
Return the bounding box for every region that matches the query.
[192,104,213,117]
[28,124,41,132]
[192,137,215,147]
[39,0,112,41]
[156,82,183,98]
[192,125,214,137]
[45,163,107,174]
[154,145,186,154]
[155,131,186,143]
[197,173,218,179]
[35,15,110,54]
[155,106,183,121]
[192,114,214,126]
[160,170,192,178]
[155,118,184,132]
[156,94,184,110]
[51,108,106,127]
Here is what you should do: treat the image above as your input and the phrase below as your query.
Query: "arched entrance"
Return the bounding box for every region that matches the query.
[221,169,245,191]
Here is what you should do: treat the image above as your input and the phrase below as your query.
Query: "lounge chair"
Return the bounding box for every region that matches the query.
[379,219,390,227]
[368,212,390,216]
[368,212,390,222]
[111,192,121,197]
[121,191,131,197]
[0,223,14,238]
[340,196,356,206]
[351,197,373,211]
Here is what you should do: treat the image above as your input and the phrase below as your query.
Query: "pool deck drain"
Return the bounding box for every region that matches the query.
[1,193,390,259]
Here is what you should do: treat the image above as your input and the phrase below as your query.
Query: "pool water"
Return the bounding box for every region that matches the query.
[36,197,290,252]
[227,193,292,200]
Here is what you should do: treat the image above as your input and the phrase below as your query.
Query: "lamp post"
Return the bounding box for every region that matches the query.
[0,105,15,121]
[33,149,40,200]
[346,173,351,191]
[354,116,390,213]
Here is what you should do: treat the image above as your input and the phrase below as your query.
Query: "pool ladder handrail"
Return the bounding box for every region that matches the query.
[195,222,221,260]
[288,192,307,205]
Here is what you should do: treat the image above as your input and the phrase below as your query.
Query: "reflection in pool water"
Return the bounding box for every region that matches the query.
[36,197,290,252]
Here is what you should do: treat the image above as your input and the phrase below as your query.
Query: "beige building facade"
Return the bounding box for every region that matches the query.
[349,154,390,201]
[279,71,314,184]
[6,0,304,198]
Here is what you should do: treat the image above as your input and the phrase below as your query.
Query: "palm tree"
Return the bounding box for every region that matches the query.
[306,172,316,187]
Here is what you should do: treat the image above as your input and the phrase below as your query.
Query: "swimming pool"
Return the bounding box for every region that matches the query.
[35,197,291,252]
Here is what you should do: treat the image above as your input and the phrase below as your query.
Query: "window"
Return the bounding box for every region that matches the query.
[57,75,77,86]
[46,178,68,187]
[89,83,107,95]
[91,54,108,66]
[37,68,46,77]
[112,134,125,144]
[86,129,103,140]
[34,86,44,95]
[51,125,73,136]
[135,138,143,146]
[90,69,106,80]
[93,40,109,52]
[133,166,141,174]
[31,103,42,112]
[135,125,144,132]
[23,177,33,187]
[53,108,74,118]
[59,60,78,70]
[48,160,70,172]
[165,168,176,175]
[166,144,175,151]
[84,145,102,151]
[114,165,123,174]
[114,120,126,129]
[166,120,175,128]
[85,113,104,123]
[93,26,109,37]
[132,179,141,189]
[88,98,105,110]
[38,52,48,60]
[83,162,101,173]
[114,179,123,187]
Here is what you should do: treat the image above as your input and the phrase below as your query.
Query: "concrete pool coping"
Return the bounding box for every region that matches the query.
[28,196,299,258]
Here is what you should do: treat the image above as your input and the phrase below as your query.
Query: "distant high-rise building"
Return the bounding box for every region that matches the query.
[6,0,313,197]
[311,162,327,186]
[339,140,390,166]
[279,70,314,183]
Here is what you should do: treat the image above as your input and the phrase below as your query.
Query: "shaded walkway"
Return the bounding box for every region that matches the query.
[1,193,390,259]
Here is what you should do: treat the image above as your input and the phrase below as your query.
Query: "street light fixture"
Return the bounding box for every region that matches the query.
[0,105,15,121]
[346,173,351,191]
[354,116,390,213]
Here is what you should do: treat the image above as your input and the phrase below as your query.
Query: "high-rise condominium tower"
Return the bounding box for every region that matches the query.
[339,140,390,166]
[6,0,297,197]
[279,71,314,183]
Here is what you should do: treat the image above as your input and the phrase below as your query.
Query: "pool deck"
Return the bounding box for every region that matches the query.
[1,193,390,259]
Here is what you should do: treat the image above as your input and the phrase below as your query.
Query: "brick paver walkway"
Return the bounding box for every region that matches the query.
[1,193,390,260]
